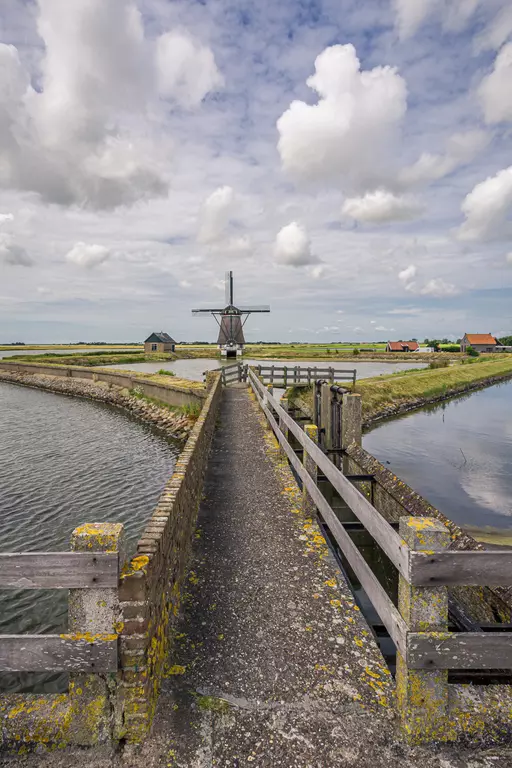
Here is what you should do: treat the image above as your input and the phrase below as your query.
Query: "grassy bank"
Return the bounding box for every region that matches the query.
[8,351,175,366]
[176,343,459,362]
[356,355,512,423]
[0,344,142,351]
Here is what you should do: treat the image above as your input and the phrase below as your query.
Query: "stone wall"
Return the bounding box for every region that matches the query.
[0,360,205,407]
[116,373,223,742]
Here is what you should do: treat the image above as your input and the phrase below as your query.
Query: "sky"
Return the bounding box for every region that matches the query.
[0,0,511,343]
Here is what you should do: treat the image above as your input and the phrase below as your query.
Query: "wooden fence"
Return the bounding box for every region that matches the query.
[248,368,512,740]
[255,364,356,388]
[0,548,119,673]
[204,363,356,389]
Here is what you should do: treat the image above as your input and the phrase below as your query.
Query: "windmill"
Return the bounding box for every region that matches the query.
[192,271,270,358]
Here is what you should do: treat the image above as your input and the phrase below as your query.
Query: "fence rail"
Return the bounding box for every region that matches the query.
[255,364,356,388]
[248,369,512,676]
[0,528,121,673]
[0,551,118,589]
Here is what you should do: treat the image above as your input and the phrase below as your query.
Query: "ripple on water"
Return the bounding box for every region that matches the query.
[0,381,180,692]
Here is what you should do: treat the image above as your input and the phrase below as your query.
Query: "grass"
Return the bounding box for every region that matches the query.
[0,344,142,351]
[156,368,176,376]
[129,390,203,420]
[354,355,512,422]
[8,352,176,366]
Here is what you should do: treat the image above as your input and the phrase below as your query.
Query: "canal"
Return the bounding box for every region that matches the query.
[106,357,428,381]
[364,380,512,545]
[0,381,180,692]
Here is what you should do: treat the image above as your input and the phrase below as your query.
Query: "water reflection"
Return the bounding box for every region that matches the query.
[364,381,512,536]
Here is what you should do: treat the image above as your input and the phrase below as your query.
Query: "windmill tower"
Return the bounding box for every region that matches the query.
[192,271,270,358]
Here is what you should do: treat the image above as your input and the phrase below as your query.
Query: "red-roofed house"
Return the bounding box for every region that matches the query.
[460,334,498,354]
[386,341,420,353]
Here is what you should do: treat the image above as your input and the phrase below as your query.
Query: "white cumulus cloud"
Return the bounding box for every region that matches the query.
[457,166,512,241]
[66,242,111,268]
[507,253,512,264]
[479,43,512,125]
[342,190,423,223]
[274,222,319,267]
[474,6,512,53]
[398,264,417,288]
[399,131,489,186]
[0,234,33,266]
[419,278,458,297]
[156,31,224,109]
[276,44,407,192]
[0,0,221,209]
[0,213,14,224]
[197,186,235,244]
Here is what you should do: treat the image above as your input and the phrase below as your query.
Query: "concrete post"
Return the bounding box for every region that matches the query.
[302,425,318,516]
[396,517,451,743]
[341,393,362,474]
[68,523,124,745]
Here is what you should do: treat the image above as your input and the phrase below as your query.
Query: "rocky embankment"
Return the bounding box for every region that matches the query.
[0,369,194,441]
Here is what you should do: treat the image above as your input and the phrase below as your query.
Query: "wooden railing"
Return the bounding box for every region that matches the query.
[255,364,356,388]
[248,368,512,740]
[0,528,121,674]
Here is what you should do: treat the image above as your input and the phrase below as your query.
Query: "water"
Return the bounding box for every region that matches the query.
[0,347,140,358]
[363,381,512,540]
[0,382,180,692]
[106,357,427,382]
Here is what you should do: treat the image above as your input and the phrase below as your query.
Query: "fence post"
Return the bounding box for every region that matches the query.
[68,523,124,745]
[320,383,333,455]
[396,517,451,743]
[341,393,362,474]
[302,425,318,516]
[279,397,289,456]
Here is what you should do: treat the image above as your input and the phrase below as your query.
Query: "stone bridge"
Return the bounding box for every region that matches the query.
[0,360,512,767]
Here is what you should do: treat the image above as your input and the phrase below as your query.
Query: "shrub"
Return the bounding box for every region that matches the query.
[466,346,479,357]
[440,344,460,352]
[429,360,449,369]
[352,348,360,356]
[157,369,176,376]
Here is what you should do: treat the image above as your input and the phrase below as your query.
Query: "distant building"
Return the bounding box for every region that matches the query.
[460,334,498,354]
[144,332,176,354]
[386,341,420,353]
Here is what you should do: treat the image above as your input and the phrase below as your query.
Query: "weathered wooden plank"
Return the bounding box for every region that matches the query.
[407,632,512,670]
[409,550,512,587]
[0,634,118,672]
[248,371,409,578]
[250,374,408,657]
[0,552,118,589]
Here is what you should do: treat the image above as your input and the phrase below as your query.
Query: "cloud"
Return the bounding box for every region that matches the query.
[0,234,33,266]
[399,131,489,186]
[0,213,14,224]
[342,190,424,223]
[310,264,326,279]
[276,44,407,192]
[156,31,224,109]
[419,278,458,297]
[506,253,512,264]
[387,307,420,315]
[474,6,512,53]
[375,325,395,331]
[398,264,417,287]
[274,222,319,267]
[479,43,512,125]
[393,0,482,40]
[65,242,110,268]
[179,280,191,288]
[0,0,221,209]
[197,186,235,244]
[457,166,512,241]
